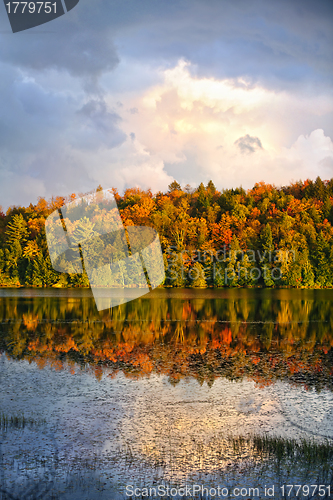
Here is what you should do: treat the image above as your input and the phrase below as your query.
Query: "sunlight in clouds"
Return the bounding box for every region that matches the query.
[162,60,272,113]
[110,59,332,189]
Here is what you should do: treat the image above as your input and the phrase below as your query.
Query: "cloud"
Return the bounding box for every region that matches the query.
[0,0,332,88]
[1,56,332,209]
[0,0,332,208]
[74,99,126,150]
[113,0,333,90]
[104,61,332,190]
[0,65,127,208]
[280,129,333,174]
[0,169,47,210]
[0,28,119,84]
[234,135,263,154]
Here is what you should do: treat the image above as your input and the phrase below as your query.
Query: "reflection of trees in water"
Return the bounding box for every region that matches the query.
[0,294,332,389]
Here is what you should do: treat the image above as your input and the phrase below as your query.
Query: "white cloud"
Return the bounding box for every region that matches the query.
[281,129,333,166]
[1,52,332,209]
[71,137,174,193]
[108,60,333,189]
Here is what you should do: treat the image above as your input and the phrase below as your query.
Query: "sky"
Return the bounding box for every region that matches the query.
[0,0,332,209]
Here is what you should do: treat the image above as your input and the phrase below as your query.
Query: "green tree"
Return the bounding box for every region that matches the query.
[207,180,216,194]
[314,231,331,286]
[258,224,276,286]
[238,253,258,287]
[0,249,4,273]
[224,235,241,287]
[5,214,29,246]
[164,252,187,287]
[313,176,325,200]
[188,262,206,287]
[168,180,182,192]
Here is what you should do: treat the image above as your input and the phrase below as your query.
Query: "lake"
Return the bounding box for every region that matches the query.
[0,288,332,499]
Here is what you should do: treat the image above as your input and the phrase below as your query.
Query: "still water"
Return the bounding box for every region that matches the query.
[0,288,332,499]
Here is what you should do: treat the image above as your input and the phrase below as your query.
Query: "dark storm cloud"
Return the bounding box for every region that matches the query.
[75,99,126,149]
[0,63,126,207]
[0,0,332,87]
[235,135,263,154]
[0,0,332,208]
[112,0,333,89]
[0,64,73,154]
[0,1,119,79]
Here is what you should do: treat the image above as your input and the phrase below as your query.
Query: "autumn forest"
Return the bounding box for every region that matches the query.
[0,176,333,288]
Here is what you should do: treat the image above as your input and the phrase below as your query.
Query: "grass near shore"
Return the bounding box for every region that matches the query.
[0,430,332,499]
[0,412,46,431]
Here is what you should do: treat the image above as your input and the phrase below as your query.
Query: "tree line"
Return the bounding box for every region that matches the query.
[0,176,333,288]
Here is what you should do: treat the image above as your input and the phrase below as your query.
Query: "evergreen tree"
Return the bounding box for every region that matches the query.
[207,180,216,194]
[5,214,29,246]
[1,177,333,289]
[238,253,258,287]
[0,249,4,273]
[6,240,22,282]
[313,176,325,200]
[259,224,276,286]
[164,252,187,287]
[212,261,227,287]
[314,231,331,286]
[31,253,51,287]
[300,252,315,287]
[188,262,206,287]
[224,236,242,286]
[168,180,182,192]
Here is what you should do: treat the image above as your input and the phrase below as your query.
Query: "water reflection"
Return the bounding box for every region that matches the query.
[0,288,332,391]
[1,288,333,498]
[1,355,332,498]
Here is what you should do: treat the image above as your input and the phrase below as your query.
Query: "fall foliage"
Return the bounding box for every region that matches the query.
[1,176,333,288]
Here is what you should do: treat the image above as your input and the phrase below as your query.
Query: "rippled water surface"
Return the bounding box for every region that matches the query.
[0,288,332,498]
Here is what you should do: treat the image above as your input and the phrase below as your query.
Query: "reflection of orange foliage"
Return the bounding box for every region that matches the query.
[23,313,39,331]
[35,357,48,370]
[54,337,78,353]
[221,328,232,345]
[288,363,299,374]
[7,333,332,387]
[92,348,117,362]
[28,335,78,354]
[28,339,50,353]
[253,375,274,388]
[132,352,153,373]
[2,301,332,388]
[94,366,103,381]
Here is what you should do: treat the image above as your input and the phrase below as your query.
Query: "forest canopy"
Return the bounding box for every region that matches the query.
[1,176,333,288]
